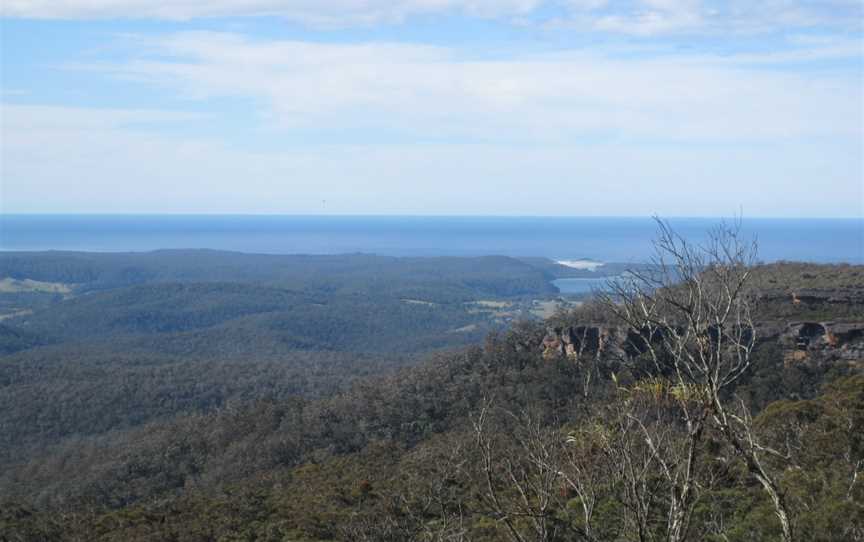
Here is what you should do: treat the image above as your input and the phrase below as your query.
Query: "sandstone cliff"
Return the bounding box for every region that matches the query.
[537,320,864,369]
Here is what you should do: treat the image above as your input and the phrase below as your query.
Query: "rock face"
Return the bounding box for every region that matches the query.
[535,279,864,367]
[541,325,633,361]
[539,321,864,368]
[780,321,864,366]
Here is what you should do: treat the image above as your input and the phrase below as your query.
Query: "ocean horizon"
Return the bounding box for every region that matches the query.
[1,214,861,264]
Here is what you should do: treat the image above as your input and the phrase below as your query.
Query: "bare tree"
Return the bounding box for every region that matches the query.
[470,401,565,542]
[397,434,471,542]
[597,218,794,542]
[563,400,665,542]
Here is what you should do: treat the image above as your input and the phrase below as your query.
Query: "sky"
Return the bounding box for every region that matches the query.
[1,1,862,217]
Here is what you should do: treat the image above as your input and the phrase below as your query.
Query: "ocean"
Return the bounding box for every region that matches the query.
[0,215,861,264]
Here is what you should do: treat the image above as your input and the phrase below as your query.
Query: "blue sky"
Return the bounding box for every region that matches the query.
[1,1,862,217]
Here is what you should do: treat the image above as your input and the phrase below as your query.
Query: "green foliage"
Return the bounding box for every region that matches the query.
[0,258,861,540]
[0,250,560,300]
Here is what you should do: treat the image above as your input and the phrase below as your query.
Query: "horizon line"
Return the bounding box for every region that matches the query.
[2,213,862,221]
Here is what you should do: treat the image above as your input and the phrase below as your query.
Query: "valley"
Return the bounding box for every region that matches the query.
[0,251,861,541]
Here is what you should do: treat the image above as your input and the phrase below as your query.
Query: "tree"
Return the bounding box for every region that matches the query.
[597,218,795,542]
[471,401,562,542]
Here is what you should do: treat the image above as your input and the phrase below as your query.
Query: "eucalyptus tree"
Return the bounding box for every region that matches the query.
[596,218,794,542]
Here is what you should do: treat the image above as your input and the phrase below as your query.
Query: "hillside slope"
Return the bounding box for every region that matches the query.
[1,262,862,541]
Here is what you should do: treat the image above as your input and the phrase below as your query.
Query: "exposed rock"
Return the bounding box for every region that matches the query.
[541,327,564,360]
[541,325,639,361]
[538,320,864,369]
[780,321,864,367]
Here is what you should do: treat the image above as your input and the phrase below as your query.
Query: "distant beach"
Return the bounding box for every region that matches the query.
[555,259,604,271]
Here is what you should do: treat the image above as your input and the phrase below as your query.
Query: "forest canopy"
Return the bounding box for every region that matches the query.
[1,234,862,541]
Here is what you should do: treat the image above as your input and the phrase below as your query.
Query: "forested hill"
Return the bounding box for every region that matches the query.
[0,251,583,487]
[0,250,574,298]
[0,250,588,351]
[0,251,590,358]
[1,259,862,541]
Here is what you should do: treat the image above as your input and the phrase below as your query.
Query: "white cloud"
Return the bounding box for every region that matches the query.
[0,104,205,129]
[3,1,861,35]
[77,31,862,144]
[561,0,863,36]
[4,30,861,216]
[1,0,543,25]
[2,103,860,217]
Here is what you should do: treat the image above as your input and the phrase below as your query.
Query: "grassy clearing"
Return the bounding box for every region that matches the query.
[0,309,34,321]
[0,278,72,295]
[466,300,511,309]
[448,324,479,333]
[401,299,438,306]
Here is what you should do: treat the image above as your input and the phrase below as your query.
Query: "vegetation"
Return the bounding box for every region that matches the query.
[0,237,862,541]
[0,252,587,359]
[0,251,565,300]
